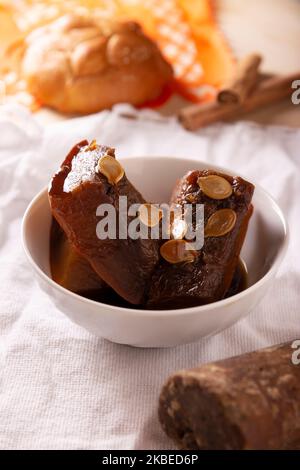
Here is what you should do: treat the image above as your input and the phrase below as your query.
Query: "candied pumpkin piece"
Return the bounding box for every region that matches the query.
[50,218,108,294]
[49,140,160,305]
[146,170,254,309]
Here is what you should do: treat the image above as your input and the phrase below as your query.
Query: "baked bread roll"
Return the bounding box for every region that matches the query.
[22,14,173,114]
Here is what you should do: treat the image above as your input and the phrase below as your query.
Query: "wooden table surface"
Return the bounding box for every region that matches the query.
[35,0,300,128]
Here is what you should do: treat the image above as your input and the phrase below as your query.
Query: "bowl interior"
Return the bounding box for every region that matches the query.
[23,156,287,304]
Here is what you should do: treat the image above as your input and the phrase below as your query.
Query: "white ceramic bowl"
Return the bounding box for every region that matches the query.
[22,156,288,347]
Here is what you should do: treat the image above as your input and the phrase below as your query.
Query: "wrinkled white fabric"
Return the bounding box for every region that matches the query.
[0,104,299,450]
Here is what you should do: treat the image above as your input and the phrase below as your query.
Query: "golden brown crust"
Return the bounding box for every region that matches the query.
[21,14,173,114]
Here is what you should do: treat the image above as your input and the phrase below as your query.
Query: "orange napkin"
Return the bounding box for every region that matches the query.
[113,0,235,102]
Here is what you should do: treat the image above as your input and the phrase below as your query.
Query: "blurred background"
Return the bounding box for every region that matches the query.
[0,0,299,126]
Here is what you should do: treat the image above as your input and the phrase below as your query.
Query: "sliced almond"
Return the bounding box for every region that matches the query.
[85,139,97,151]
[171,218,188,240]
[160,239,197,264]
[198,175,232,200]
[97,155,124,185]
[138,203,163,228]
[204,208,237,238]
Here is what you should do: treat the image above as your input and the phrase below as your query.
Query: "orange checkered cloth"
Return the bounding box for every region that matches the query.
[115,0,235,103]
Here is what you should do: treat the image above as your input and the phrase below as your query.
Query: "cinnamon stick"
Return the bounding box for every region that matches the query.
[218,53,262,104]
[159,340,300,450]
[179,71,300,131]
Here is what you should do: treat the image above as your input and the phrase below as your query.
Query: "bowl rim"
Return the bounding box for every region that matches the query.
[22,156,289,317]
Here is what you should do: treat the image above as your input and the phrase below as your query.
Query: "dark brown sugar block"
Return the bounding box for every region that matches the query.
[50,217,109,295]
[159,342,300,450]
[146,170,254,309]
[49,140,160,304]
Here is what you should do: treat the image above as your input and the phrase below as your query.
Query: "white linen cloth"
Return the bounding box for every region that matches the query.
[0,103,299,450]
